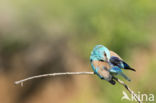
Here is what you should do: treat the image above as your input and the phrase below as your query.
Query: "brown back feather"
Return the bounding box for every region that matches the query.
[110,50,122,60]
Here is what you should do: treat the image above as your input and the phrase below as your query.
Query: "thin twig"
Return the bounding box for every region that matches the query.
[14,72,94,85]
[14,72,142,103]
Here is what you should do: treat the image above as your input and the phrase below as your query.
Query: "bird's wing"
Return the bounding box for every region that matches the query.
[110,66,122,73]
[110,51,136,71]
[122,61,136,71]
[110,50,123,60]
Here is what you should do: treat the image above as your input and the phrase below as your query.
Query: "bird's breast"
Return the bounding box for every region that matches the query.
[92,60,111,70]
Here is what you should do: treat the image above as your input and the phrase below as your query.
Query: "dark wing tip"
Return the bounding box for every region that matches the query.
[130,68,136,72]
[122,61,136,72]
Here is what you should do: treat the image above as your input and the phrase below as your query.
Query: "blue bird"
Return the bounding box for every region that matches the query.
[90,45,135,85]
[90,45,116,85]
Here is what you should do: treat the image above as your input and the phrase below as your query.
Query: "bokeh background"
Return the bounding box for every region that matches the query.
[0,0,156,103]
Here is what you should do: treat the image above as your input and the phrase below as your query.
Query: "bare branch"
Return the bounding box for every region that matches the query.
[14,72,142,103]
[14,72,94,85]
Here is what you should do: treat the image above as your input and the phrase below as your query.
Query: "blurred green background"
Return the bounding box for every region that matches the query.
[0,0,156,103]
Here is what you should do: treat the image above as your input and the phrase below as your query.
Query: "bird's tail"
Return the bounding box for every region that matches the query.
[118,72,131,81]
[126,67,136,72]
[123,61,136,72]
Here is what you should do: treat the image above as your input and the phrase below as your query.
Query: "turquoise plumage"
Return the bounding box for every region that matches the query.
[90,45,115,85]
[90,45,135,85]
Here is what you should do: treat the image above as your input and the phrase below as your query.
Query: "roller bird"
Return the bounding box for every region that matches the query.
[90,45,116,85]
[90,45,135,85]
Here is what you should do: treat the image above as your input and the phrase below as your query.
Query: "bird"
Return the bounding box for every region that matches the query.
[109,50,136,81]
[90,45,116,85]
[90,45,135,85]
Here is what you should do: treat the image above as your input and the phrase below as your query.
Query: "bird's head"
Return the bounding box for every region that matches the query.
[90,45,111,62]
